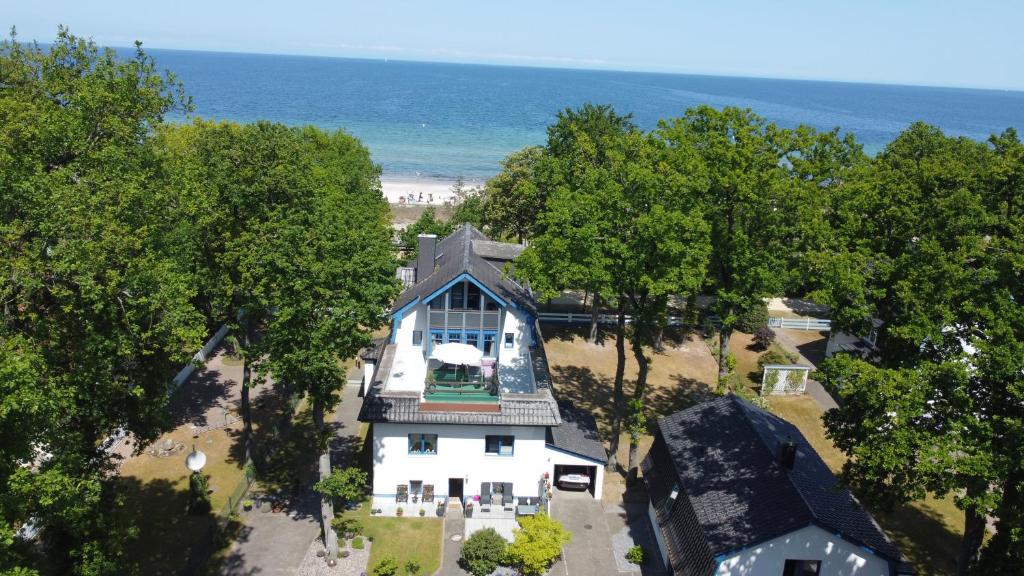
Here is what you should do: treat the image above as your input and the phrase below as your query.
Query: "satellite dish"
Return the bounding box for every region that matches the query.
[185,445,207,472]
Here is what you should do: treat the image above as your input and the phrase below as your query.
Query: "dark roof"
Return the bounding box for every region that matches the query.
[391,225,535,315]
[644,395,903,569]
[546,401,607,463]
[471,239,525,261]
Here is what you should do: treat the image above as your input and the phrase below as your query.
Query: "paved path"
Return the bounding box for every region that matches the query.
[219,373,366,576]
[772,330,839,412]
[550,490,621,576]
[439,510,466,576]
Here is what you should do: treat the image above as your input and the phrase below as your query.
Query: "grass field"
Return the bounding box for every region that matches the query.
[339,502,443,575]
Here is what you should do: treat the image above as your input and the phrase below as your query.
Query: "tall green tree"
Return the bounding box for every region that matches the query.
[658,106,794,388]
[245,126,398,559]
[483,146,545,243]
[0,29,203,574]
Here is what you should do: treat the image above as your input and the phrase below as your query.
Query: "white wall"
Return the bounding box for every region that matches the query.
[372,423,549,502]
[648,502,670,570]
[716,524,892,576]
[498,307,531,367]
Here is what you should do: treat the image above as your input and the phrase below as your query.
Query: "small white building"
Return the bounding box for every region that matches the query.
[642,395,912,576]
[359,225,606,520]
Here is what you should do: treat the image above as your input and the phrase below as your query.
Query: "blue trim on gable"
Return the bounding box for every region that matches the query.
[392,297,419,319]
[423,273,508,308]
[390,297,420,344]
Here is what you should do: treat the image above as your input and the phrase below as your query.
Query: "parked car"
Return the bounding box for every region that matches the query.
[557,472,591,490]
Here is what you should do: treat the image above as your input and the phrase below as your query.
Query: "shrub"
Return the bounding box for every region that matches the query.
[504,513,571,576]
[372,554,400,576]
[752,326,776,350]
[735,302,769,333]
[418,508,426,517]
[763,367,781,393]
[352,536,364,550]
[758,347,797,370]
[315,466,369,510]
[340,550,350,558]
[459,527,507,576]
[396,507,404,517]
[785,369,805,392]
[404,558,422,576]
[188,473,211,514]
[332,517,364,538]
[625,545,646,565]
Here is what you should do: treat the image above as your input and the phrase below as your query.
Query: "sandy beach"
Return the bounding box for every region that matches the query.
[381,176,487,206]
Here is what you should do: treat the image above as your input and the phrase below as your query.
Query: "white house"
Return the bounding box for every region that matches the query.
[641,395,913,576]
[359,225,606,518]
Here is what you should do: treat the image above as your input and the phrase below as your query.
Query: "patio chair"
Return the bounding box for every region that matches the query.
[503,483,514,506]
[480,483,491,507]
[396,484,408,503]
[423,484,434,503]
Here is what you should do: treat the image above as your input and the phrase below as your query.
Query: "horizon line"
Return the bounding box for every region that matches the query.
[94,42,1024,95]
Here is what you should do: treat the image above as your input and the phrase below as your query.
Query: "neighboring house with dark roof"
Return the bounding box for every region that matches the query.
[359,225,605,517]
[642,395,912,576]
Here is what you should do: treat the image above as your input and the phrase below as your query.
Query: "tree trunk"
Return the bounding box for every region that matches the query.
[606,298,627,472]
[313,398,338,559]
[626,339,650,485]
[978,467,1024,572]
[589,293,601,343]
[957,505,986,576]
[240,318,254,464]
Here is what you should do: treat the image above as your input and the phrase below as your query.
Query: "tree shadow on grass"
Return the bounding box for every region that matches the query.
[116,475,244,576]
[167,361,235,430]
[550,364,617,433]
[645,375,713,419]
[875,500,961,575]
[539,323,611,345]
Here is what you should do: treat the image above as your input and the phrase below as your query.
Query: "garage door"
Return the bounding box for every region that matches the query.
[553,464,597,496]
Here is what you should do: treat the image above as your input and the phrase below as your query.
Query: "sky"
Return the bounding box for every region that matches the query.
[4,0,1023,91]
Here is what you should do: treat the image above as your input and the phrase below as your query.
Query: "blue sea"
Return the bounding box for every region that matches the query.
[144,48,1024,181]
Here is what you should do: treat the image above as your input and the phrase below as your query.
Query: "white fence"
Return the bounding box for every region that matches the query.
[768,317,832,331]
[537,312,686,326]
[169,324,230,394]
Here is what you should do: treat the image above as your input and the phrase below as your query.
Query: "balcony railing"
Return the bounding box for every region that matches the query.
[424,366,499,404]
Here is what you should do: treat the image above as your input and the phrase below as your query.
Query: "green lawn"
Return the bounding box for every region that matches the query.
[340,502,443,575]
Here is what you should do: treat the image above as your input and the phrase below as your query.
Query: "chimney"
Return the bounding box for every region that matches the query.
[416,234,437,283]
[779,440,797,470]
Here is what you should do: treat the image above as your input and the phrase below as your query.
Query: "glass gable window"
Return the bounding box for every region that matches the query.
[483,332,496,356]
[408,433,438,455]
[484,295,499,311]
[450,282,465,310]
[466,283,482,310]
[429,295,445,310]
[485,435,514,456]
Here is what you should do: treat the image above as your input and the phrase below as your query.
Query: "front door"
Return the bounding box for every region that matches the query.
[448,477,464,500]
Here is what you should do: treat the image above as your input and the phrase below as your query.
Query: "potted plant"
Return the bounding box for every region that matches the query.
[419,508,426,517]
[465,502,474,518]
[242,499,253,511]
[396,506,404,517]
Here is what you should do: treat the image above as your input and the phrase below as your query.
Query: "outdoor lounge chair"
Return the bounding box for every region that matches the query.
[480,483,491,506]
[423,484,434,503]
[502,483,514,506]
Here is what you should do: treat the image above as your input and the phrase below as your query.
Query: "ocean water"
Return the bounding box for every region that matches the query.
[144,48,1024,180]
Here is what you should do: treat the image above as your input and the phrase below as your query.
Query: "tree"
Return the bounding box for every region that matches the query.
[1,29,203,574]
[314,467,368,511]
[659,107,805,389]
[459,527,507,576]
[245,125,399,559]
[504,513,571,576]
[399,207,453,262]
[483,146,546,243]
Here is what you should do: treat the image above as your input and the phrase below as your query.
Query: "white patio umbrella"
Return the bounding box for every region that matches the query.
[430,342,483,366]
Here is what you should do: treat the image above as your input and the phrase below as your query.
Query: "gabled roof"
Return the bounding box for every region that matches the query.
[645,395,903,568]
[546,401,607,463]
[391,225,535,315]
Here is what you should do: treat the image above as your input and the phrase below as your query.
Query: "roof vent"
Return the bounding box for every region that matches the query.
[779,440,797,470]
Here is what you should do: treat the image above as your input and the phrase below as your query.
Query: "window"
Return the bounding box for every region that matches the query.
[483,332,496,356]
[429,296,444,310]
[412,330,423,346]
[467,283,482,310]
[450,282,465,310]
[504,332,514,349]
[783,560,821,576]
[465,331,480,350]
[447,330,462,344]
[485,435,514,456]
[408,434,438,455]
[430,330,444,348]
[484,295,500,311]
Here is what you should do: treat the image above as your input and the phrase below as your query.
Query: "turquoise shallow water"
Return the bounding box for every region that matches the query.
[142,48,1024,180]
